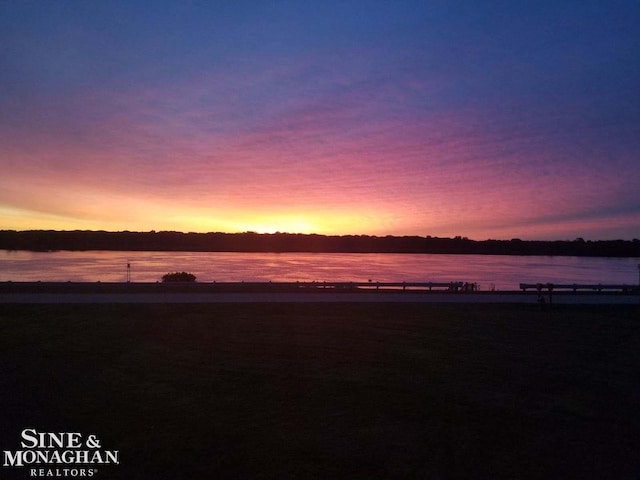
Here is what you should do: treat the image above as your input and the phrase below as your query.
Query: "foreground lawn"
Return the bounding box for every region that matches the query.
[0,303,638,479]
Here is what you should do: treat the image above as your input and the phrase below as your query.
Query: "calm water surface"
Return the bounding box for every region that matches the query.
[1,250,638,290]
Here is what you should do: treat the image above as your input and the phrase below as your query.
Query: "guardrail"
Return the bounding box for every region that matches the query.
[519,283,638,293]
[0,281,467,294]
[298,281,466,291]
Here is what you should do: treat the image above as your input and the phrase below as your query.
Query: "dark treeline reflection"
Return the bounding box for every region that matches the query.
[0,230,638,257]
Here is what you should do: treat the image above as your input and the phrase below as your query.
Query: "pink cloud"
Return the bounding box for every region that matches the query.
[1,61,637,239]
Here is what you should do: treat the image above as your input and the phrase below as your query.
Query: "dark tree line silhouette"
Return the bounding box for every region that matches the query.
[0,230,638,257]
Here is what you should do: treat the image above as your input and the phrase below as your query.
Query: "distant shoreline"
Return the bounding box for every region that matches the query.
[1,230,639,257]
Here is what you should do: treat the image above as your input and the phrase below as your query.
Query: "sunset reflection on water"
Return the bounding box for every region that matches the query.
[1,251,638,291]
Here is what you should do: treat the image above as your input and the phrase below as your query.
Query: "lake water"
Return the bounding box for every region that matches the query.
[1,250,638,291]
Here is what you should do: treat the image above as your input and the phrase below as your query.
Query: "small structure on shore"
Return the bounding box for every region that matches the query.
[162,272,197,283]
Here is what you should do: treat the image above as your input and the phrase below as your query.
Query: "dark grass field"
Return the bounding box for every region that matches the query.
[0,303,639,479]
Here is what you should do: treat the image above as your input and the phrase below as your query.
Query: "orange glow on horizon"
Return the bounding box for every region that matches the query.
[174,210,386,236]
[0,202,388,237]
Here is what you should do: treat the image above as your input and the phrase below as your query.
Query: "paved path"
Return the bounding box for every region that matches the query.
[1,292,638,304]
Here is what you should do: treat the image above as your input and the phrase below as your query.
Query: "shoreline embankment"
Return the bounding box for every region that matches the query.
[1,281,638,304]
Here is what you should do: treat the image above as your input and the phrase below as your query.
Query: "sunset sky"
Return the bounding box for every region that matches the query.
[1,1,638,240]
